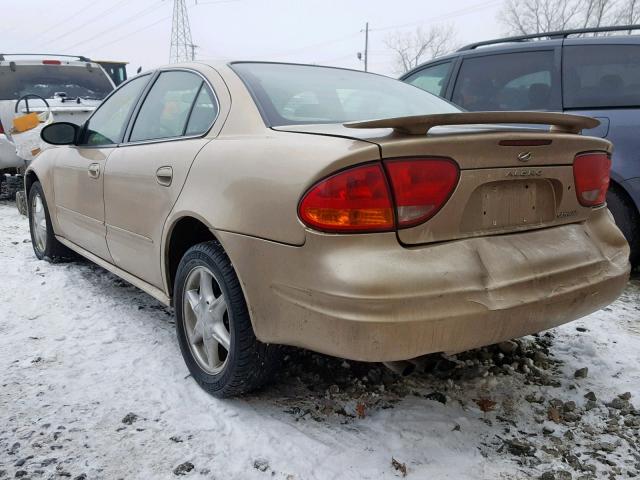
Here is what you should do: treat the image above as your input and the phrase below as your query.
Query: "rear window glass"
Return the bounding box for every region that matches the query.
[231,62,459,127]
[452,50,558,111]
[0,64,113,101]
[563,45,640,108]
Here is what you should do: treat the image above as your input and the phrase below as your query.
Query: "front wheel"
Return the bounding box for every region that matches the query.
[174,241,281,397]
[28,181,69,261]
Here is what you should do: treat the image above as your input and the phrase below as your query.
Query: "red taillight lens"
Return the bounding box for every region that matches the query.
[573,152,611,207]
[42,60,61,65]
[0,120,4,135]
[384,158,459,227]
[299,163,394,232]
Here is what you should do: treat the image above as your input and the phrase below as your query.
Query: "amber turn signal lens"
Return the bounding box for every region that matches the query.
[298,164,394,233]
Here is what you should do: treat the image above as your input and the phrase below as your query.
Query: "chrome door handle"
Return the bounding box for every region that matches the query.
[88,163,100,179]
[156,166,173,187]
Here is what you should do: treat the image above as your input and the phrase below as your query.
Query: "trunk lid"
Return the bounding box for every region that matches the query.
[275,112,612,245]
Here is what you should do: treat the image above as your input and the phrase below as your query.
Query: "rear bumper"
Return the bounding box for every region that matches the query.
[217,207,630,362]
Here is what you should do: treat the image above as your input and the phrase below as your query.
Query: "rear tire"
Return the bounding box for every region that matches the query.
[607,187,640,268]
[28,181,71,262]
[174,241,281,397]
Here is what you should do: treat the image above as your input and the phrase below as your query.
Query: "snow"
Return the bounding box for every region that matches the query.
[0,200,638,480]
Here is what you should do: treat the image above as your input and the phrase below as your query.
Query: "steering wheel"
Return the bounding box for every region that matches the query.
[15,94,51,114]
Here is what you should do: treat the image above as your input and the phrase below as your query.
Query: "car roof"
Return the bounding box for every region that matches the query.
[402,27,640,78]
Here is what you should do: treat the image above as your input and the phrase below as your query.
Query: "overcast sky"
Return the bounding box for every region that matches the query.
[1,0,505,77]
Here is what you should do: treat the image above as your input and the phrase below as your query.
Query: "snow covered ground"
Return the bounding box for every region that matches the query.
[0,200,638,480]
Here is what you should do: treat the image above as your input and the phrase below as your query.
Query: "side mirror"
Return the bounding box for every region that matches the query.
[40,122,79,145]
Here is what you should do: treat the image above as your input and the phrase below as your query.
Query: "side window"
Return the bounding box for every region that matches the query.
[563,45,640,109]
[404,62,453,97]
[452,51,558,111]
[130,71,202,142]
[185,85,218,136]
[83,75,149,146]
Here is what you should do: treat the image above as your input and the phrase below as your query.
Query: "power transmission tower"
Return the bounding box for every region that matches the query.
[170,0,195,63]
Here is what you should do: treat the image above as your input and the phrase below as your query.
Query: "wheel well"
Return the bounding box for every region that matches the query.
[166,217,216,296]
[609,179,639,218]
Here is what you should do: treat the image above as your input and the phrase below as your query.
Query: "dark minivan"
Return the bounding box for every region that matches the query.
[401,25,640,267]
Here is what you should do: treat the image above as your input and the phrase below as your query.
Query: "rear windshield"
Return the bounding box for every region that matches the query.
[0,64,113,101]
[231,62,459,126]
[563,45,640,109]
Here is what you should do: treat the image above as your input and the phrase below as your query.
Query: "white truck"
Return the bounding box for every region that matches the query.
[0,54,115,211]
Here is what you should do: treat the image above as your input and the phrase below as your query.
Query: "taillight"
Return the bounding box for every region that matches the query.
[42,60,61,65]
[0,120,4,135]
[298,163,394,232]
[299,158,460,233]
[573,152,611,207]
[384,158,459,227]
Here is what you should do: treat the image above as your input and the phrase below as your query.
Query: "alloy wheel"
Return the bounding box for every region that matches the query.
[182,266,231,374]
[31,192,47,254]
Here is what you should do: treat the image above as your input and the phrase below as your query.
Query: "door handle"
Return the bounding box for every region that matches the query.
[156,166,173,187]
[88,163,100,179]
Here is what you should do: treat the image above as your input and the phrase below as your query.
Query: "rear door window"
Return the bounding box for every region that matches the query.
[404,61,453,97]
[129,71,203,142]
[452,50,559,111]
[563,45,640,109]
[185,85,218,136]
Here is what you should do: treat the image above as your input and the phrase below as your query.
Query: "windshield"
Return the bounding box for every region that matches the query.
[231,62,459,127]
[0,64,113,101]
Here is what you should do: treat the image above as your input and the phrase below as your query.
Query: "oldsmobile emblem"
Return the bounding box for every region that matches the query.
[517,151,533,162]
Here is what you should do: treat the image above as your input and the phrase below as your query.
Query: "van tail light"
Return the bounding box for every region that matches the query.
[573,152,611,207]
[298,163,394,232]
[384,158,459,227]
[42,60,62,65]
[0,120,4,135]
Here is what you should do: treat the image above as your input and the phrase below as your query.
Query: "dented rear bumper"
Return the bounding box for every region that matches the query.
[217,206,630,362]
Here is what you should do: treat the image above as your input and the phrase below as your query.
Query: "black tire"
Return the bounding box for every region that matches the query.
[174,241,281,397]
[607,187,640,268]
[28,181,71,262]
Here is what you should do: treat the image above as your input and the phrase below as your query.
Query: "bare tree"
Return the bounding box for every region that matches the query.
[614,0,640,28]
[385,25,457,74]
[499,0,635,34]
[499,0,583,34]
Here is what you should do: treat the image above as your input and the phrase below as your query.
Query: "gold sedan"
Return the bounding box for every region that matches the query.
[27,62,630,397]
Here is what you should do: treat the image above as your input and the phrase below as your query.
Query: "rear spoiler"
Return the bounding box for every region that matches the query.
[344,111,599,135]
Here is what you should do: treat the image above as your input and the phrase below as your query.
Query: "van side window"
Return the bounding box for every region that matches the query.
[563,45,640,109]
[452,51,558,111]
[404,62,453,96]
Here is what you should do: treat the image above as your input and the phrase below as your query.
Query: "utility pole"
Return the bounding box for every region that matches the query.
[188,43,199,61]
[364,22,369,72]
[169,0,195,63]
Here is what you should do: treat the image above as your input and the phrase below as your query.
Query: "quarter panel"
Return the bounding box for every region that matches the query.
[168,131,381,246]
